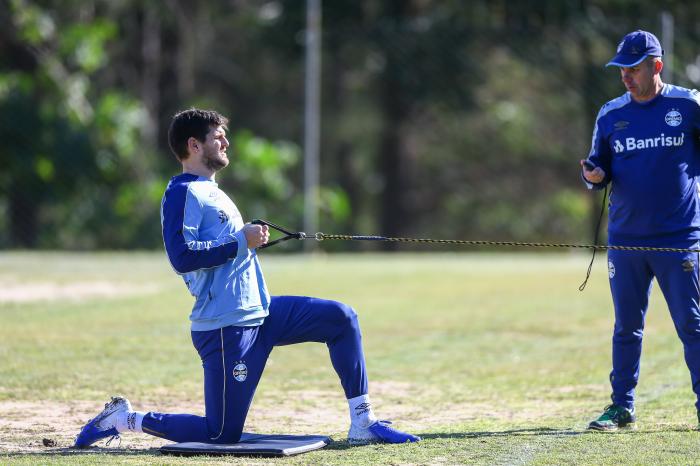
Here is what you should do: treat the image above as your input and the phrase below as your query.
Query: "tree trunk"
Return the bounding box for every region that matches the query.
[9,177,38,248]
[378,77,407,244]
[376,1,411,247]
[326,30,358,232]
[580,31,608,242]
[141,4,162,149]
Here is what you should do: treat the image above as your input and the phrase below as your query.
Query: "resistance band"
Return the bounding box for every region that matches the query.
[251,217,700,291]
[252,219,700,254]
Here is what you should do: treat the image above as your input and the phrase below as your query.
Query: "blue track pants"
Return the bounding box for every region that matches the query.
[608,243,700,411]
[141,295,368,443]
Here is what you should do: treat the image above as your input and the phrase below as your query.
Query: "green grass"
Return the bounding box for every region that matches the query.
[1,251,699,464]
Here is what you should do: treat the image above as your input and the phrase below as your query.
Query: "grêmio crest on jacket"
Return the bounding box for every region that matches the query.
[610,106,688,155]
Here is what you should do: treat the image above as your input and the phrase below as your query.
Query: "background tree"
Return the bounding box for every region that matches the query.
[2,0,700,250]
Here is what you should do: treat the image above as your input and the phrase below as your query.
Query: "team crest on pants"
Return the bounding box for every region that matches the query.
[233,362,248,382]
[608,260,616,279]
[682,260,695,273]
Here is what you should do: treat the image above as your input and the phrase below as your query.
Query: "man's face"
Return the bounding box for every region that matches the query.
[619,59,657,102]
[201,125,230,171]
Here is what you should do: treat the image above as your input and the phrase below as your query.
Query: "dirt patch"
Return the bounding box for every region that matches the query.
[0,382,586,454]
[0,400,170,453]
[0,281,160,304]
[0,395,351,454]
[0,384,425,454]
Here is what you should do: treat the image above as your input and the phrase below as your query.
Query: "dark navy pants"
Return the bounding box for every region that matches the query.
[141,296,368,443]
[608,243,700,411]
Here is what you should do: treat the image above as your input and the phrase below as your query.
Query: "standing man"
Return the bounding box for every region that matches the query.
[581,30,700,431]
[74,108,420,447]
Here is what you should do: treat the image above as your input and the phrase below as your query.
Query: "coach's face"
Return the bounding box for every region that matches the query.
[619,58,660,102]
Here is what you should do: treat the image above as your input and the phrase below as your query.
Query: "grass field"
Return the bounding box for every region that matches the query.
[1,251,699,465]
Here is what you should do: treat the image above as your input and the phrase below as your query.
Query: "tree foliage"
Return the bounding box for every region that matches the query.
[2,0,700,250]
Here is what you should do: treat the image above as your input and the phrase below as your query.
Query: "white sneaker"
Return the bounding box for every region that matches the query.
[348,420,421,444]
[74,396,132,448]
[348,422,379,444]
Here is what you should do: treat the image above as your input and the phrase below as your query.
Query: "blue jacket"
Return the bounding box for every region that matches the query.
[160,173,270,331]
[584,84,700,246]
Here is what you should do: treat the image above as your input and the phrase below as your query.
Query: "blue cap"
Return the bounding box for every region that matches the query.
[606,30,664,67]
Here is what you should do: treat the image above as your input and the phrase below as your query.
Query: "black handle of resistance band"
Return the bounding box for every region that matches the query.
[251,219,306,249]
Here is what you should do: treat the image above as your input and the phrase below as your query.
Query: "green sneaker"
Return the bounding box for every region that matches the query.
[588,404,636,432]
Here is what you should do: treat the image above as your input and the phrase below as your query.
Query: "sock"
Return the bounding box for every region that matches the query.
[115,411,145,433]
[348,394,378,428]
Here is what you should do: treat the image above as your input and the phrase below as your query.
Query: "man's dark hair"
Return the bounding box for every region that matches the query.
[168,108,229,161]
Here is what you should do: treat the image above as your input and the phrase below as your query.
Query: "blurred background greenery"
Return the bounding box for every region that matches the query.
[1,0,698,251]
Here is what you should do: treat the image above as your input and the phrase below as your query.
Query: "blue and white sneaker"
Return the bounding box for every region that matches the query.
[74,396,131,448]
[348,420,421,444]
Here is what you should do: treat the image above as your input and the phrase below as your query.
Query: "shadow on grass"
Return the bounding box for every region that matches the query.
[326,425,698,448]
[415,425,698,441]
[323,428,580,451]
[1,446,163,458]
[6,426,695,457]
[419,427,582,440]
[584,425,698,435]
